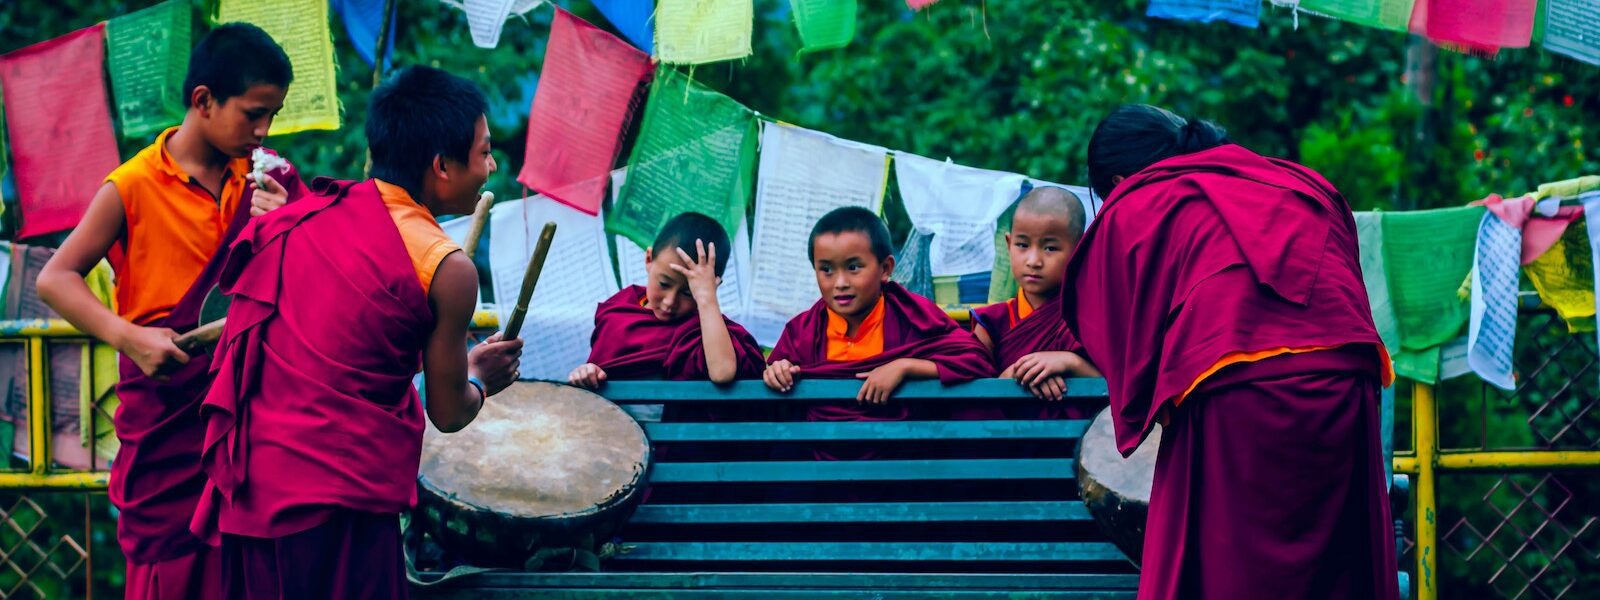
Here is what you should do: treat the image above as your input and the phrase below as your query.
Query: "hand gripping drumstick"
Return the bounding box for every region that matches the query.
[174,191,506,354]
[501,221,558,342]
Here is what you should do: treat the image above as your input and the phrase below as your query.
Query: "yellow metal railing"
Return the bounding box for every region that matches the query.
[6,317,1600,600]
[1394,382,1600,600]
[0,319,111,490]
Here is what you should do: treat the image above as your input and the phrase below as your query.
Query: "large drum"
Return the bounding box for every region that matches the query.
[1075,406,1162,566]
[416,381,650,567]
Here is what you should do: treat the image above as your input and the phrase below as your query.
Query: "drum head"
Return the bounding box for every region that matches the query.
[1076,406,1162,565]
[418,381,649,521]
[1078,407,1160,505]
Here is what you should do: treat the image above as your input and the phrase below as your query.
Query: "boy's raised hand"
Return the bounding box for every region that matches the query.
[763,359,800,392]
[669,239,721,306]
[248,175,290,217]
[568,362,607,389]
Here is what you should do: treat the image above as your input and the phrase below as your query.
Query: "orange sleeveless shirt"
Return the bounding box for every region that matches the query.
[104,127,251,326]
[373,179,462,295]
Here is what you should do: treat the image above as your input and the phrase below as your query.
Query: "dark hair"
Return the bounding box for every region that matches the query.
[1012,186,1087,244]
[182,23,293,108]
[366,66,490,195]
[652,212,732,277]
[1086,104,1229,199]
[808,206,893,263]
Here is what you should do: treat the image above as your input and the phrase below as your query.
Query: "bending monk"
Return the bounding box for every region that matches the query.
[1064,104,1398,600]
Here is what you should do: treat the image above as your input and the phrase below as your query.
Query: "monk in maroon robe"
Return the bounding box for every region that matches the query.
[967,186,1103,420]
[1065,104,1398,600]
[764,207,995,460]
[569,212,765,390]
[36,24,310,598]
[190,67,522,599]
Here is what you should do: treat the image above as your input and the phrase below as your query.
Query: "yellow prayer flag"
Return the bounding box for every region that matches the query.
[218,0,341,134]
[1524,227,1596,333]
[656,0,753,64]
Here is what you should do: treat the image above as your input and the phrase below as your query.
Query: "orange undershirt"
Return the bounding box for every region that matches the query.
[1177,344,1397,406]
[104,126,251,325]
[825,295,886,361]
[373,179,461,295]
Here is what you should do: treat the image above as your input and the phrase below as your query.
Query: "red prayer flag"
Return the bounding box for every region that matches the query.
[906,0,939,8]
[1411,0,1537,55]
[0,24,121,240]
[518,9,653,215]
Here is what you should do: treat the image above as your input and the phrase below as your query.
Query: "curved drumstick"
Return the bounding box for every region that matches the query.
[173,319,227,354]
[501,222,557,342]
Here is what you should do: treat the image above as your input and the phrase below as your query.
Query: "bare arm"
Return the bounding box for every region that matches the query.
[672,241,737,384]
[38,183,190,377]
[423,252,521,432]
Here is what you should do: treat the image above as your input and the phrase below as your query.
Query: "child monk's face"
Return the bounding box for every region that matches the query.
[811,231,893,320]
[197,82,287,159]
[643,249,697,322]
[1007,208,1077,300]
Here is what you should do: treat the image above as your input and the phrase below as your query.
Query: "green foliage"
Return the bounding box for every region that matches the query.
[3,1,1600,597]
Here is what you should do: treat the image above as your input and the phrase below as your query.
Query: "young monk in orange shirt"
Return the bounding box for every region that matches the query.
[967,186,1102,418]
[37,24,306,600]
[763,207,994,459]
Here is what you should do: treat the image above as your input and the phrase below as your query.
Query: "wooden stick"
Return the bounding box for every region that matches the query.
[173,319,226,354]
[463,191,494,262]
[502,222,557,341]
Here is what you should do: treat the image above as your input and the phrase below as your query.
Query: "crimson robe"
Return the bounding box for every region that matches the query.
[191,179,430,596]
[111,154,306,600]
[768,282,994,459]
[967,295,1103,420]
[587,285,766,381]
[1062,144,1398,600]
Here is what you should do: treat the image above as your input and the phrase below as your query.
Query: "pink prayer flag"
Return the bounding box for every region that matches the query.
[907,0,939,9]
[0,24,121,240]
[518,9,653,215]
[1411,0,1537,55]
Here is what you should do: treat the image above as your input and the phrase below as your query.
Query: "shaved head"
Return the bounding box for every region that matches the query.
[1012,186,1086,245]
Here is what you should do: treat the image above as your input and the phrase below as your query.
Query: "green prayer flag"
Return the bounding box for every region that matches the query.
[1354,212,1400,351]
[1381,206,1484,382]
[1299,0,1416,32]
[107,0,191,138]
[790,0,856,53]
[609,68,757,249]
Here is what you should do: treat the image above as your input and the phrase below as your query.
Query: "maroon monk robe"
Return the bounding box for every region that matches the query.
[1062,144,1397,600]
[111,155,306,596]
[191,179,429,598]
[768,282,994,459]
[587,285,766,381]
[966,295,1103,420]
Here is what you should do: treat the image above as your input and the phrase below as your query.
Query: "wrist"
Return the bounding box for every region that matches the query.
[466,375,487,400]
[109,321,138,352]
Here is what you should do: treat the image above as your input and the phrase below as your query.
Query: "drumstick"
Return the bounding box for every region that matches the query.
[173,319,226,354]
[462,191,494,262]
[501,222,557,342]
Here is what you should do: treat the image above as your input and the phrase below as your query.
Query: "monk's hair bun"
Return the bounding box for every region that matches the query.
[1176,118,1229,155]
[1087,104,1230,199]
